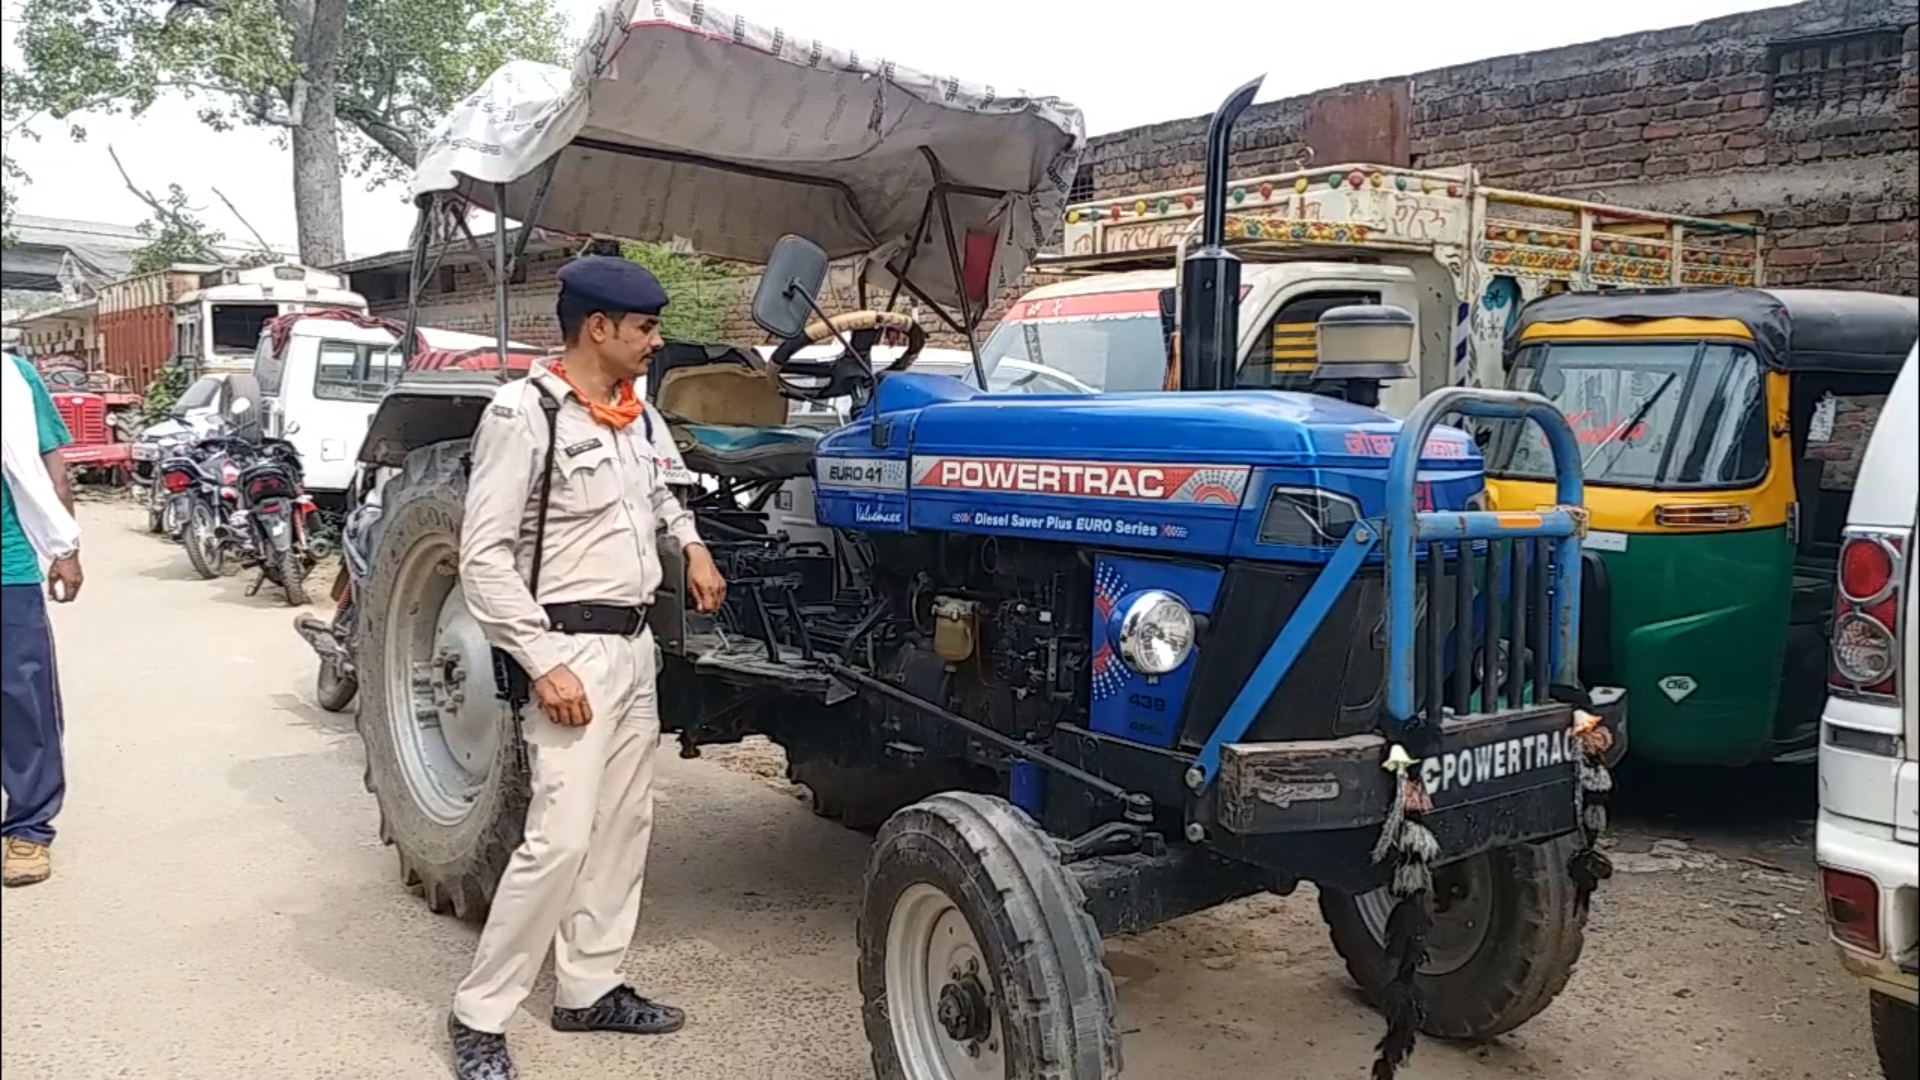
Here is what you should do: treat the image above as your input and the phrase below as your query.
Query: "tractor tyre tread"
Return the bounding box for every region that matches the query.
[1320,836,1587,1041]
[859,791,1120,1080]
[353,438,527,924]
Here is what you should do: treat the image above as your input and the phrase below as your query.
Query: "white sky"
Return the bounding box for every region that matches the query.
[3,0,1783,261]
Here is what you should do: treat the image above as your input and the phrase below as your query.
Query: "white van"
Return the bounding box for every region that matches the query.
[253,318,524,510]
[1817,342,1918,1079]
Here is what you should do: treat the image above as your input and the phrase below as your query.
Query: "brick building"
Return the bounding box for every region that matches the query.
[1075,0,1916,294]
[342,0,1915,344]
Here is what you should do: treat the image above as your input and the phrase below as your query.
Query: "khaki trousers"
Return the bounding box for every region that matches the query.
[452,628,661,1034]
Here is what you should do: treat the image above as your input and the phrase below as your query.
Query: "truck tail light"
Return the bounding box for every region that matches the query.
[1822,867,1883,955]
[1654,503,1751,528]
[1830,528,1907,701]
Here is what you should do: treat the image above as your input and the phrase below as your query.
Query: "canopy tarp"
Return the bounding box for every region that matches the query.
[408,0,1085,320]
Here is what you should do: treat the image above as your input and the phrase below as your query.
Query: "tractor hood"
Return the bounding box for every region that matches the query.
[812,373,1482,561]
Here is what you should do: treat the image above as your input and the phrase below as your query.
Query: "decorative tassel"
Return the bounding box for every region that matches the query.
[1568,708,1616,912]
[1370,746,1437,1080]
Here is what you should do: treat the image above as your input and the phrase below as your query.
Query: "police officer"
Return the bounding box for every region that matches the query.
[449,256,726,1080]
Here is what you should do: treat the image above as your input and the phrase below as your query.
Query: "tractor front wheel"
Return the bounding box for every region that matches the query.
[1319,836,1586,1041]
[859,792,1121,1080]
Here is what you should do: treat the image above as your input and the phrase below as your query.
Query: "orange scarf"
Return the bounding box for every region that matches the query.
[547,361,645,430]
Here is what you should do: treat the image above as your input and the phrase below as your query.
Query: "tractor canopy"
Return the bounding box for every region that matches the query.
[407,0,1087,319]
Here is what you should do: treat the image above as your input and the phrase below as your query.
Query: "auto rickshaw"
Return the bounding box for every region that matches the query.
[1483,287,1917,765]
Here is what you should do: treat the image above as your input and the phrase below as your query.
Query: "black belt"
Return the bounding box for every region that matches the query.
[544,603,648,636]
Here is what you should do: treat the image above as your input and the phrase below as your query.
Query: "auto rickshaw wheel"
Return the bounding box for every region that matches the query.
[858,792,1121,1080]
[354,438,527,922]
[1319,835,1587,1041]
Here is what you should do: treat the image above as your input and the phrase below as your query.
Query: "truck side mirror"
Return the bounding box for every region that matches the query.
[751,235,830,340]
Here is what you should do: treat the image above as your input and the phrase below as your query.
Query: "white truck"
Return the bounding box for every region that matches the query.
[1007,162,1764,414]
[1817,343,1918,1080]
[173,262,367,377]
[252,314,528,513]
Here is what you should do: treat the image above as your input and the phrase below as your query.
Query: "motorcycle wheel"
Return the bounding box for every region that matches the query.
[278,547,310,606]
[182,504,223,580]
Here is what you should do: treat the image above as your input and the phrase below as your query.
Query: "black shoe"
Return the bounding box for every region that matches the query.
[551,986,686,1035]
[448,1014,516,1080]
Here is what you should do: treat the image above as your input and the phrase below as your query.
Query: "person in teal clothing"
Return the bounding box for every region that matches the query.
[1,352,83,888]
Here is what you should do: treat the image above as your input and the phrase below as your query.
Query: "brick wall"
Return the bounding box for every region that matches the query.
[363,249,572,350]
[1080,0,1918,295]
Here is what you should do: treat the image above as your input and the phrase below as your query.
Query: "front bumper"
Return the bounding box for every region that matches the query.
[1818,810,1920,1005]
[1216,695,1624,863]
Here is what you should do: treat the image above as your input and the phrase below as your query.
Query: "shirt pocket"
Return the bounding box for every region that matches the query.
[554,441,624,517]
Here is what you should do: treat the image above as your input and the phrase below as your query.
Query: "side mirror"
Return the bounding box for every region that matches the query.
[751,234,830,340]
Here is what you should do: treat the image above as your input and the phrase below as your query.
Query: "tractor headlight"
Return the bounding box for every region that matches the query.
[1115,590,1196,675]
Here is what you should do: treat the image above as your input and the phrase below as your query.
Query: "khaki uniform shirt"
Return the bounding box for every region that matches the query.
[460,362,703,680]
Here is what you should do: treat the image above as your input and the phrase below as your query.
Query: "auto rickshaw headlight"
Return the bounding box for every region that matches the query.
[1831,611,1897,686]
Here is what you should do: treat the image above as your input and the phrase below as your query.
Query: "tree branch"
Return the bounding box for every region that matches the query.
[338,96,419,166]
[211,186,280,259]
[107,145,182,224]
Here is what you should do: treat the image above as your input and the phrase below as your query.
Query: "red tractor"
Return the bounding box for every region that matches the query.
[36,356,138,484]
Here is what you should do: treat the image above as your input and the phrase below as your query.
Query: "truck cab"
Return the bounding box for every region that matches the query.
[981,264,1424,404]
[253,316,527,510]
[1030,163,1764,414]
[171,263,367,378]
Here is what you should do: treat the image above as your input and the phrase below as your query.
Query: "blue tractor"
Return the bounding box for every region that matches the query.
[344,16,1626,1080]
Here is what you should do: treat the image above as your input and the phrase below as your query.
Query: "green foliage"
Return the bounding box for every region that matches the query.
[2,0,569,238]
[128,183,227,272]
[139,363,191,423]
[620,241,749,345]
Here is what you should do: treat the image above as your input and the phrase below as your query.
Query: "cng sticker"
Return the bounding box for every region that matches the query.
[1658,675,1698,703]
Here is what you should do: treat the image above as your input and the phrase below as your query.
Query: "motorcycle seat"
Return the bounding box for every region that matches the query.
[670,423,821,482]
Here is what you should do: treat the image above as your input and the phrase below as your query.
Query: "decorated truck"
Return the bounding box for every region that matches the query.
[1001,162,1763,414]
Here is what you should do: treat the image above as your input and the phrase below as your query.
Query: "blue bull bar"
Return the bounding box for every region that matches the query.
[1191,387,1585,786]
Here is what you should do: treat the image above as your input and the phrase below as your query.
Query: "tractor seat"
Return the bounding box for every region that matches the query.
[655,359,820,482]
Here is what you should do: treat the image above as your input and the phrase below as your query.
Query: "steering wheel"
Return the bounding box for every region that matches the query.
[768,311,928,375]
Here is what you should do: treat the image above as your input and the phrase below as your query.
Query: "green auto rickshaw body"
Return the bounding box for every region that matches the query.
[1485,287,1917,766]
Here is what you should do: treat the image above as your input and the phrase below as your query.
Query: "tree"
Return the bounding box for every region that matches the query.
[105,144,282,271]
[4,0,568,265]
[621,241,750,344]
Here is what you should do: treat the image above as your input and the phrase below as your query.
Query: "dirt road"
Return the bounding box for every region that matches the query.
[0,501,1884,1079]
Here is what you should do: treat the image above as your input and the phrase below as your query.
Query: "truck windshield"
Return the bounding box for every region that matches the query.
[211,304,278,352]
[1489,340,1769,489]
[977,292,1166,393]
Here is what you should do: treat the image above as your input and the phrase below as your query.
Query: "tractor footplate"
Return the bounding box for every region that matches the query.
[1215,702,1584,859]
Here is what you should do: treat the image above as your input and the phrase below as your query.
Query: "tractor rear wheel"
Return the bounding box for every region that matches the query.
[1319,836,1586,1041]
[354,438,527,922]
[859,792,1121,1080]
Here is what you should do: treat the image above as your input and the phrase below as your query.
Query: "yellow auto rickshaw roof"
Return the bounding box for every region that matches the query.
[1513,287,1917,376]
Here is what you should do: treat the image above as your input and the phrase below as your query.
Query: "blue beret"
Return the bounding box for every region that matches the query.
[557,256,670,317]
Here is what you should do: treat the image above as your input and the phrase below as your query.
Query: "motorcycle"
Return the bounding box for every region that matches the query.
[237,437,319,606]
[165,436,251,580]
[295,476,381,712]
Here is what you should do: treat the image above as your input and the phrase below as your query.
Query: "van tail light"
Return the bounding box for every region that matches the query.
[1822,867,1883,955]
[1654,503,1751,528]
[1830,528,1907,701]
